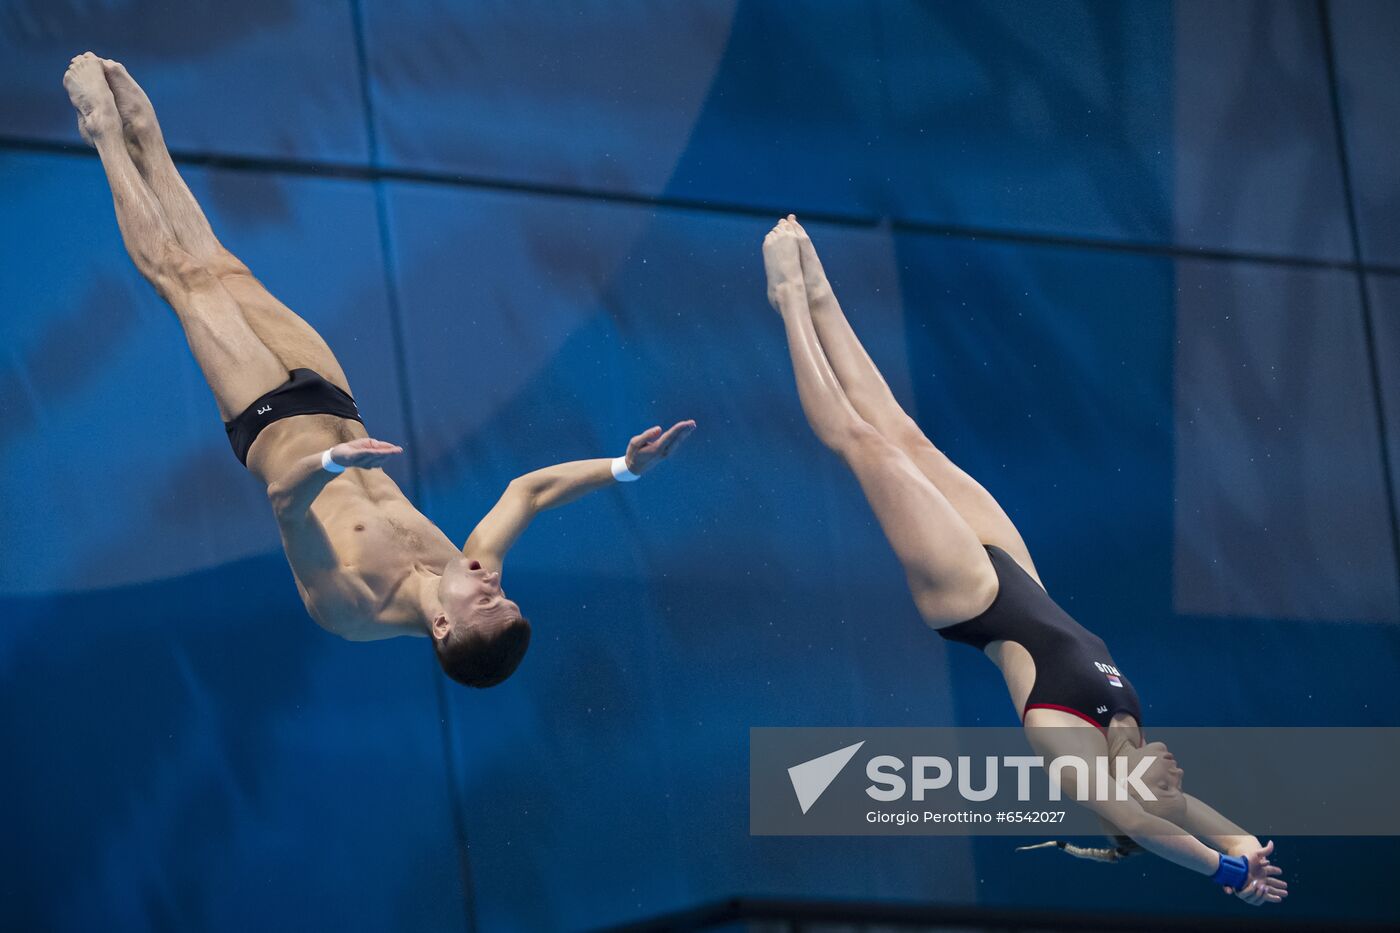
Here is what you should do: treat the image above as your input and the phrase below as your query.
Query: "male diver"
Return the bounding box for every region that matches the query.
[63,53,694,686]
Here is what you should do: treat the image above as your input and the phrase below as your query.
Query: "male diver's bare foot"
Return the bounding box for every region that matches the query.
[100,58,164,166]
[98,56,232,265]
[63,52,120,147]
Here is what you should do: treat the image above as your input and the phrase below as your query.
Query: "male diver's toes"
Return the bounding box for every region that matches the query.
[104,58,136,86]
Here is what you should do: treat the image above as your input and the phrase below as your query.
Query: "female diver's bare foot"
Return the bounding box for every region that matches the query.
[63,52,120,147]
[762,216,806,312]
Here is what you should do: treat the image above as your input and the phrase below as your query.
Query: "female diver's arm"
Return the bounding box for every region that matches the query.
[1085,792,1285,904]
[1177,793,1259,854]
[1176,795,1288,904]
[1085,796,1221,874]
[1028,726,1285,903]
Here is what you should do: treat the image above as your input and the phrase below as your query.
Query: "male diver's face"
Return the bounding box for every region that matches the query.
[438,557,521,636]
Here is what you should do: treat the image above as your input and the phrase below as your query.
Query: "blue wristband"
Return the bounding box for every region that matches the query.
[1210,853,1248,889]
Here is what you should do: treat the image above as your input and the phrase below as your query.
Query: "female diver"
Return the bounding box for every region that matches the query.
[761,216,1286,906]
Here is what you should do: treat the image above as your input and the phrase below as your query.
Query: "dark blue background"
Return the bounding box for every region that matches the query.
[2,1,1397,930]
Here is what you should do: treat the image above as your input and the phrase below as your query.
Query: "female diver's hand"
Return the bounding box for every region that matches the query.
[1223,840,1287,905]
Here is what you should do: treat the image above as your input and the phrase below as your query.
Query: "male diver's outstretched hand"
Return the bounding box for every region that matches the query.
[1223,840,1287,906]
[624,421,696,475]
[327,437,404,471]
[269,437,403,517]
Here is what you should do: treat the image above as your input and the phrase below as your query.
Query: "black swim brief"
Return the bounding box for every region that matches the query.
[224,368,363,466]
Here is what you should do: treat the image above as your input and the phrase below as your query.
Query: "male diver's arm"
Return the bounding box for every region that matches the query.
[265,439,402,594]
[518,419,695,509]
[266,438,403,518]
[463,420,696,568]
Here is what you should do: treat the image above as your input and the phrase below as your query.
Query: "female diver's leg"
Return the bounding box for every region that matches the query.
[765,221,996,626]
[786,216,1041,585]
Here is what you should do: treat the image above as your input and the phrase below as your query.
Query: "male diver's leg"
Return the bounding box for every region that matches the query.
[101,58,353,395]
[766,224,996,625]
[66,53,286,420]
[785,216,1041,584]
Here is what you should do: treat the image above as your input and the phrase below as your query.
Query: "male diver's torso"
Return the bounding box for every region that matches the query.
[251,414,458,639]
[936,545,1142,730]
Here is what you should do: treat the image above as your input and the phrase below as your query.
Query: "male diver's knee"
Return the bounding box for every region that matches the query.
[207,248,251,279]
[150,244,215,299]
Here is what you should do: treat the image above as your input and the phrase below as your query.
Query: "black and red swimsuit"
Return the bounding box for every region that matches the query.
[935,545,1142,730]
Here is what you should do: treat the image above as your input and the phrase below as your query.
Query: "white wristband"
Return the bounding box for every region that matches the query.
[321,448,347,474]
[611,455,640,482]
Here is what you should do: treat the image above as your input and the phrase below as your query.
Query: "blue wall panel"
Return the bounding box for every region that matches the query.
[881,0,1350,260]
[0,557,466,933]
[365,1,885,216]
[1168,0,1351,260]
[658,2,886,214]
[0,1,369,163]
[881,0,1174,243]
[1174,260,1397,622]
[364,0,737,197]
[1368,274,1400,520]
[1331,0,1400,266]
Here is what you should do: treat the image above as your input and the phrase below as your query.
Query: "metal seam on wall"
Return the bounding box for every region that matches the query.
[3,134,1397,279]
[1317,0,1400,616]
[346,2,478,931]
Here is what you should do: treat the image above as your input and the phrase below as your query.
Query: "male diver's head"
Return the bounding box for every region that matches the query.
[431,556,530,687]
